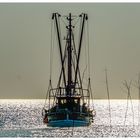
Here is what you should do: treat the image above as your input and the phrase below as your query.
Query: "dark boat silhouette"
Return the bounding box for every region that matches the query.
[42,13,95,127]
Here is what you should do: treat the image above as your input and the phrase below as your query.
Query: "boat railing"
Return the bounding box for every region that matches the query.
[48,110,89,116]
[49,87,90,98]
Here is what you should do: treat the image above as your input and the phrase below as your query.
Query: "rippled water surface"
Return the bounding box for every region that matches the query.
[0,99,140,137]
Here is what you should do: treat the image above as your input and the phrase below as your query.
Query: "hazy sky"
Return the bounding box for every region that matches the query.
[0,3,140,99]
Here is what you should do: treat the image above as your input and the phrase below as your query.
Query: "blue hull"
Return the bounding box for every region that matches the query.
[47,119,90,127]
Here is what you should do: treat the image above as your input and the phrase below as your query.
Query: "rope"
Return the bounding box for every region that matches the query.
[60,17,67,27]
[49,19,55,80]
[83,19,88,87]
[86,17,94,110]
[43,80,51,109]
[137,73,140,126]
[42,80,52,117]
[138,91,140,126]
[81,66,87,84]
[124,93,129,126]
[105,69,112,131]
[88,78,94,108]
[123,80,134,127]
[84,17,93,110]
[43,17,54,112]
[73,17,80,27]
[49,19,53,80]
[87,19,90,78]
[129,91,135,127]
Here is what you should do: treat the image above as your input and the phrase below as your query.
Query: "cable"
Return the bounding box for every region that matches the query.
[105,69,112,132]
[86,17,94,112]
[123,80,134,127]
[124,93,129,126]
[135,78,140,137]
[49,18,55,80]
[137,73,140,126]
[73,17,80,27]
[60,17,67,27]
[87,19,90,78]
[43,17,54,113]
[83,19,88,87]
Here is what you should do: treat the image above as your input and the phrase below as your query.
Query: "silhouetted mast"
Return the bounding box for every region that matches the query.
[74,13,87,88]
[67,13,72,96]
[53,13,67,87]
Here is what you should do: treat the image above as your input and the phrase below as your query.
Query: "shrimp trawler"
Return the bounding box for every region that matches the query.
[42,13,95,127]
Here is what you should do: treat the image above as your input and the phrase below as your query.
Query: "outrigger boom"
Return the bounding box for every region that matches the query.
[42,13,95,127]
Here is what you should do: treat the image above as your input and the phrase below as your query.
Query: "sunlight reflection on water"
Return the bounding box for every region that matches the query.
[0,99,140,137]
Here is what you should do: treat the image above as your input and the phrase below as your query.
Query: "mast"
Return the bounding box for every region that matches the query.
[67,13,72,96]
[53,13,67,87]
[52,13,88,97]
[43,12,94,127]
[74,13,87,88]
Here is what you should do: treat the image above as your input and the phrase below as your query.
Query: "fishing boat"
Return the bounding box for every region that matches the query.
[42,13,95,127]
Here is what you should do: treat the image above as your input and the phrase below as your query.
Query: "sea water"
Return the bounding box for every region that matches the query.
[0,99,140,137]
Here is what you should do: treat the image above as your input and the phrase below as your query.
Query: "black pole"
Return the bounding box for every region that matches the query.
[74,14,87,87]
[53,13,66,87]
[67,13,72,96]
